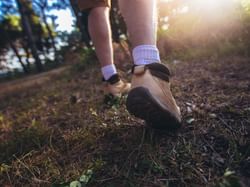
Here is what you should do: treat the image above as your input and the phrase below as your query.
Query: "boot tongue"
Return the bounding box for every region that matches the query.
[133,63,171,82]
[147,63,171,82]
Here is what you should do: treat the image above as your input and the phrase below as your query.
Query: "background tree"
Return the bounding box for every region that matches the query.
[33,0,57,55]
[16,0,43,72]
[0,16,29,73]
[69,0,92,48]
[0,1,32,73]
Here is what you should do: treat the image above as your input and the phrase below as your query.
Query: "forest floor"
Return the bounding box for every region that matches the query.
[0,66,68,99]
[0,54,249,187]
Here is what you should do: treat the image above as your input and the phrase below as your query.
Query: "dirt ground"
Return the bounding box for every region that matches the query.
[0,66,68,99]
[0,56,249,186]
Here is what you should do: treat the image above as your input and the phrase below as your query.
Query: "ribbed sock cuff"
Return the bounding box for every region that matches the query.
[132,45,160,66]
[101,64,117,81]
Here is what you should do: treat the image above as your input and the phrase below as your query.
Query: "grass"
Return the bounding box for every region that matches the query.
[0,54,249,186]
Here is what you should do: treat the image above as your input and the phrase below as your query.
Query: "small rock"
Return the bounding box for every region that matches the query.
[187,106,192,113]
[186,102,192,106]
[173,60,182,64]
[209,113,217,118]
[245,107,250,111]
[186,118,195,124]
[102,123,107,127]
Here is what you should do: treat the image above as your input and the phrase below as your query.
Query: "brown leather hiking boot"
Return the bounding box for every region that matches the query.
[126,63,181,130]
[103,74,131,97]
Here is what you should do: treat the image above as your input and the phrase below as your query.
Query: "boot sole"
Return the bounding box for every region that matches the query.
[126,87,181,130]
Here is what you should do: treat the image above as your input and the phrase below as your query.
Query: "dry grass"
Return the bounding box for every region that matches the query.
[0,56,249,187]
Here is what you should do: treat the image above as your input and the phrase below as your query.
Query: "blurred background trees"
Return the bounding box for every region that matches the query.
[0,0,249,78]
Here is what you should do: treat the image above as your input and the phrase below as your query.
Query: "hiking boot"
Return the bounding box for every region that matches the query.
[126,63,181,130]
[103,74,131,97]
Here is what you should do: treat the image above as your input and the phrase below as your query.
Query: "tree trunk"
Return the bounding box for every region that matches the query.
[41,10,59,63]
[16,0,43,72]
[22,42,31,71]
[69,0,92,48]
[9,42,29,74]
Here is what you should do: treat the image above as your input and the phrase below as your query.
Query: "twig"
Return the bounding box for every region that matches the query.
[14,155,37,179]
[218,116,237,133]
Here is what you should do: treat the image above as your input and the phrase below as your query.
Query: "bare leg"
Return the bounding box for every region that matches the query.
[88,7,114,67]
[88,6,131,95]
[119,0,157,47]
[119,0,159,66]
[120,0,182,129]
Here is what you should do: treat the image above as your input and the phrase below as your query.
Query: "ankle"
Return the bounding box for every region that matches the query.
[101,64,117,80]
[132,45,160,66]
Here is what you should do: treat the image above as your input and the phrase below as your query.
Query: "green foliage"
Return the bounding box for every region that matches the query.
[215,169,242,187]
[18,0,49,42]
[74,169,93,186]
[53,159,106,187]
[0,163,11,175]
[0,15,22,49]
[52,169,93,187]
[80,48,98,64]
[104,94,127,109]
[71,48,98,72]
[2,15,22,31]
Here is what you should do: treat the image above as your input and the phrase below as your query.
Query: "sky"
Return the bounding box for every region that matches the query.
[48,8,75,33]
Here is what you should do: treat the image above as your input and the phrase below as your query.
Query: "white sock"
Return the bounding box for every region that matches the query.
[132,45,160,66]
[101,64,117,80]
